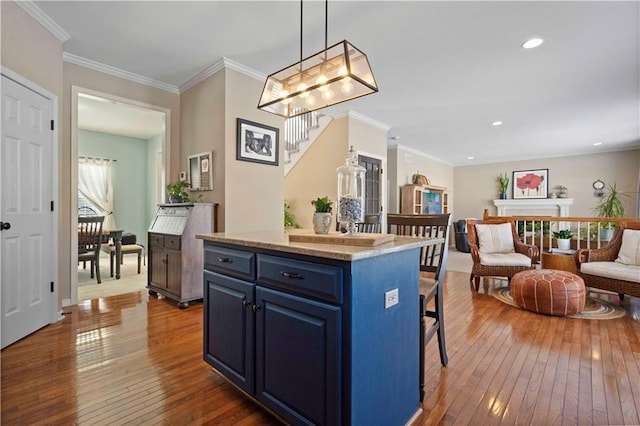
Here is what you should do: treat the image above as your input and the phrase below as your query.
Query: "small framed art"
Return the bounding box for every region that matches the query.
[236,118,279,166]
[513,169,548,199]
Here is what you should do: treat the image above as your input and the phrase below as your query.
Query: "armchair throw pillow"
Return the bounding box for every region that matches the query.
[615,229,640,266]
[476,223,515,254]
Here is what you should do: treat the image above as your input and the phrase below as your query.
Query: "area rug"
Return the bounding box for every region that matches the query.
[491,287,626,320]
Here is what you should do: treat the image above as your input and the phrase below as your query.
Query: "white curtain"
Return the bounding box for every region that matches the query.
[78,158,117,230]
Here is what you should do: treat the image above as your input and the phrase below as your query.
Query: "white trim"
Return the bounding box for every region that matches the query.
[63,52,180,94]
[178,56,266,93]
[13,0,70,42]
[222,57,266,81]
[71,86,171,305]
[388,143,453,167]
[178,58,225,93]
[493,198,574,217]
[333,110,391,131]
[1,66,60,324]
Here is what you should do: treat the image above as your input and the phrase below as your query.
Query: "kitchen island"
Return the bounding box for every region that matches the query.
[196,231,442,425]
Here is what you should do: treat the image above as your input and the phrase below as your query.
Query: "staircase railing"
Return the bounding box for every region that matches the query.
[284,110,319,157]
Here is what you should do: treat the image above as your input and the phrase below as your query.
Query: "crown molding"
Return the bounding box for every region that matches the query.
[178,57,265,93]
[333,110,391,131]
[223,57,266,81]
[14,0,70,42]
[388,143,453,166]
[63,52,179,94]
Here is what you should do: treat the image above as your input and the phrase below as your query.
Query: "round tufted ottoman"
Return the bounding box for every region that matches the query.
[511,269,586,316]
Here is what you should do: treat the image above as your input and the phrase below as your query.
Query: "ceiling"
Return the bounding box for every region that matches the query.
[35,1,640,166]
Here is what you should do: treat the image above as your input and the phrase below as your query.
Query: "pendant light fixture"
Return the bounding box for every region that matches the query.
[258,0,378,118]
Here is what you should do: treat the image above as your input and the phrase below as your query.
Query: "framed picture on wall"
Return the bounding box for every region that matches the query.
[187,151,213,191]
[236,118,279,166]
[513,168,548,199]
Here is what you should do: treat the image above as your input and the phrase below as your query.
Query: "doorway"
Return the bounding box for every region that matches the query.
[71,87,169,304]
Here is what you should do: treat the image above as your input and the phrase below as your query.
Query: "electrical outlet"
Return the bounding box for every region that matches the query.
[385,288,399,309]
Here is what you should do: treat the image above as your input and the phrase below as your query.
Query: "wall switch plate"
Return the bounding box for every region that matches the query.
[179,171,186,181]
[385,288,399,309]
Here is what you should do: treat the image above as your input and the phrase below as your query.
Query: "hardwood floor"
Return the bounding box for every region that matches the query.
[2,271,639,425]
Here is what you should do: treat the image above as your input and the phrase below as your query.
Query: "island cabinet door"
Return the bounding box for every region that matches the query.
[203,271,255,394]
[255,287,342,426]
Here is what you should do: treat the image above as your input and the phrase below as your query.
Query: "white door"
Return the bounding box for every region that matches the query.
[1,74,55,348]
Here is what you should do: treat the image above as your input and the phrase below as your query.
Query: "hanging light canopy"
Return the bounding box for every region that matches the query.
[258,1,378,119]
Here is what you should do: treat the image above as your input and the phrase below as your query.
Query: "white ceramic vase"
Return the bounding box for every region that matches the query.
[557,238,571,250]
[312,212,332,234]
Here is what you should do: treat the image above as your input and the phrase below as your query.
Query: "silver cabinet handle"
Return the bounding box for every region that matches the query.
[281,271,305,280]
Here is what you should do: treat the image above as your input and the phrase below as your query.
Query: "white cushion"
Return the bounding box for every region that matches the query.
[581,261,640,283]
[479,252,532,267]
[615,229,640,266]
[476,223,515,254]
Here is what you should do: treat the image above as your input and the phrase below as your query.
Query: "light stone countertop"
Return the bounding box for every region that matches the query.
[196,230,443,261]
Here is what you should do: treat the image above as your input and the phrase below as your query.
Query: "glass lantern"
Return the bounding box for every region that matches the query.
[336,146,365,235]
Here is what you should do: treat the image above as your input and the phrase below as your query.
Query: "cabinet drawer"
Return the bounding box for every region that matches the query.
[164,235,181,250]
[204,244,255,280]
[257,254,343,304]
[149,233,164,247]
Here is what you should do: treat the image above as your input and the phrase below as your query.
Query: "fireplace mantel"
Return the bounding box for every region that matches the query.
[493,198,574,217]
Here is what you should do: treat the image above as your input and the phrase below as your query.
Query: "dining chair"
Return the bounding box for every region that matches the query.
[387,213,451,402]
[336,213,383,233]
[78,215,105,284]
[356,213,382,233]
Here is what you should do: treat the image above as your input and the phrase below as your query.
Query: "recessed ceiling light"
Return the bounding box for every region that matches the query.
[492,121,503,126]
[467,156,475,160]
[593,142,603,146]
[522,38,543,49]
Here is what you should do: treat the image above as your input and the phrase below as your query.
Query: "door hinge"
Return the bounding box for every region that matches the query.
[50,282,54,292]
[50,201,54,211]
[50,120,54,131]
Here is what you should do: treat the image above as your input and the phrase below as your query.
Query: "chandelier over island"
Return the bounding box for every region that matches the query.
[258,1,378,118]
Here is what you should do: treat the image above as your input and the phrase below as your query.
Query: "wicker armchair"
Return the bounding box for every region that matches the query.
[467,219,540,291]
[576,221,640,299]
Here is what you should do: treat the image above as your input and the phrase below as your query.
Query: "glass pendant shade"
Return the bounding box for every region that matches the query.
[258,40,378,118]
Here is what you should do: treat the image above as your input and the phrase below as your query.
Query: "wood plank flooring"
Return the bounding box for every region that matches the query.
[2,271,639,425]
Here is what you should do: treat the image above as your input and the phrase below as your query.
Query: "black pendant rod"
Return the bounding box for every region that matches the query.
[300,0,303,65]
[325,0,328,51]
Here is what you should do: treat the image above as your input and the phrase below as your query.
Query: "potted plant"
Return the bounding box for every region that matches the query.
[552,229,573,250]
[166,180,191,203]
[498,173,509,199]
[311,196,333,234]
[594,182,627,240]
[284,200,299,229]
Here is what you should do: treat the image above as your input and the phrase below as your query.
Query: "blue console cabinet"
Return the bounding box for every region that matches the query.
[201,235,423,425]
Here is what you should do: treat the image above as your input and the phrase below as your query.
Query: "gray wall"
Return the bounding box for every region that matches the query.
[78,129,153,248]
[454,149,640,221]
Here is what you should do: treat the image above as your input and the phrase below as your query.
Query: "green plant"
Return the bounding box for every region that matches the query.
[284,201,299,228]
[166,180,191,202]
[552,229,573,239]
[498,173,509,194]
[311,196,333,213]
[594,182,627,228]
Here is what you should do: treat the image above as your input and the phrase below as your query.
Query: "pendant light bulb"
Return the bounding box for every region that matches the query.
[316,75,329,91]
[297,83,309,98]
